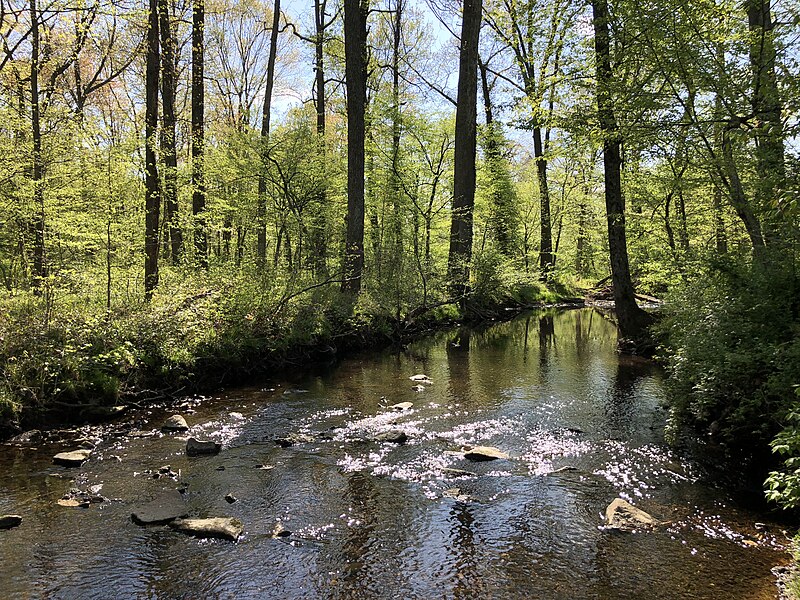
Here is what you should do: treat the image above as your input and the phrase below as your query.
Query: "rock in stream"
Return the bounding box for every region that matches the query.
[604,498,660,530]
[186,437,221,456]
[463,446,509,461]
[162,415,189,432]
[170,517,244,541]
[131,490,189,525]
[0,515,22,529]
[52,449,92,467]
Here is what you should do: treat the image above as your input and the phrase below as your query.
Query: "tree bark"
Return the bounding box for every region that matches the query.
[341,0,368,294]
[29,0,46,293]
[534,126,553,277]
[144,0,161,300]
[307,0,328,275]
[159,0,182,265]
[591,0,651,343]
[447,0,482,300]
[191,0,207,268]
[257,0,281,262]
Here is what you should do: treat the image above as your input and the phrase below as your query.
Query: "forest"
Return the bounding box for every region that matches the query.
[0,0,799,523]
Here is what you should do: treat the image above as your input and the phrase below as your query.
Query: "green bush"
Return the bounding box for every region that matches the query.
[660,254,800,474]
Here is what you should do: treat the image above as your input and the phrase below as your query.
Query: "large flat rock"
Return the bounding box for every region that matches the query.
[131,490,189,525]
[463,446,509,461]
[170,517,243,541]
[52,449,92,467]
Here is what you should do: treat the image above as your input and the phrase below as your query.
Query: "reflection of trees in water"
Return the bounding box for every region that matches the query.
[603,358,645,436]
[447,502,487,599]
[447,328,473,404]
[339,471,379,588]
[538,314,555,374]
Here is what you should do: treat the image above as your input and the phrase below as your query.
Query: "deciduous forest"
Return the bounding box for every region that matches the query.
[1,0,799,546]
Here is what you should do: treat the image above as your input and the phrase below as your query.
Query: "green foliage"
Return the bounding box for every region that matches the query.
[660,255,800,461]
[472,247,556,308]
[766,389,800,509]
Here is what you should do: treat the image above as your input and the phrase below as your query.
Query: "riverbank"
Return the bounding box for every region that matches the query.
[0,272,581,439]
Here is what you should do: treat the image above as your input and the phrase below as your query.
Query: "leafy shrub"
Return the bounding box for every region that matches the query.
[660,254,800,469]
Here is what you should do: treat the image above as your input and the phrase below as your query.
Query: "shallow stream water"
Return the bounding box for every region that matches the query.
[0,308,789,599]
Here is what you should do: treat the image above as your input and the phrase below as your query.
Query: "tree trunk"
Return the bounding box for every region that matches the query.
[144,0,161,300]
[341,0,368,294]
[388,0,403,288]
[747,0,786,246]
[534,126,553,278]
[257,0,281,262]
[591,0,651,343]
[191,0,207,268]
[310,0,328,275]
[447,0,482,300]
[29,0,46,293]
[159,0,182,265]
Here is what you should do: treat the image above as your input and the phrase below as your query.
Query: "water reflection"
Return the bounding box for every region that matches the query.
[0,309,787,599]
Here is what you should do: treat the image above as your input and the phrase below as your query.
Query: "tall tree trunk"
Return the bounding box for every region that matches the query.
[308,0,328,275]
[534,126,554,278]
[747,0,786,246]
[257,0,281,262]
[159,0,182,264]
[388,0,403,289]
[144,0,161,300]
[341,0,368,294]
[192,0,207,268]
[29,0,46,293]
[447,0,482,300]
[591,0,651,343]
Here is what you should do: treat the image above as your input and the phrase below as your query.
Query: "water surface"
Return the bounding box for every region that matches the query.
[0,309,788,599]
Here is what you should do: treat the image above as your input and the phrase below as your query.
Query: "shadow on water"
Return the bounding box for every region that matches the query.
[0,308,790,599]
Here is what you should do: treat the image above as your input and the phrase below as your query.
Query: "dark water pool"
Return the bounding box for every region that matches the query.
[0,309,789,599]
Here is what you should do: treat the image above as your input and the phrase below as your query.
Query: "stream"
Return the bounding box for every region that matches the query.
[0,308,790,599]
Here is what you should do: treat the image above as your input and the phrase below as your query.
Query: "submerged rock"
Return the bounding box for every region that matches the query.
[0,515,22,529]
[10,430,43,445]
[411,385,426,392]
[604,498,659,530]
[374,430,408,444]
[52,449,92,467]
[186,437,221,456]
[390,402,414,411]
[57,488,105,508]
[463,446,509,461]
[550,466,578,474]
[170,517,244,541]
[442,467,475,478]
[131,489,188,525]
[272,522,291,538]
[409,374,433,384]
[162,415,189,432]
[443,488,472,502]
[275,433,314,448]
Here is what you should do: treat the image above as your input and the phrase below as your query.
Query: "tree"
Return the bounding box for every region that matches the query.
[591,0,651,342]
[192,0,207,268]
[447,0,482,301]
[144,0,161,300]
[341,0,368,294]
[257,0,282,261]
[159,0,182,264]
